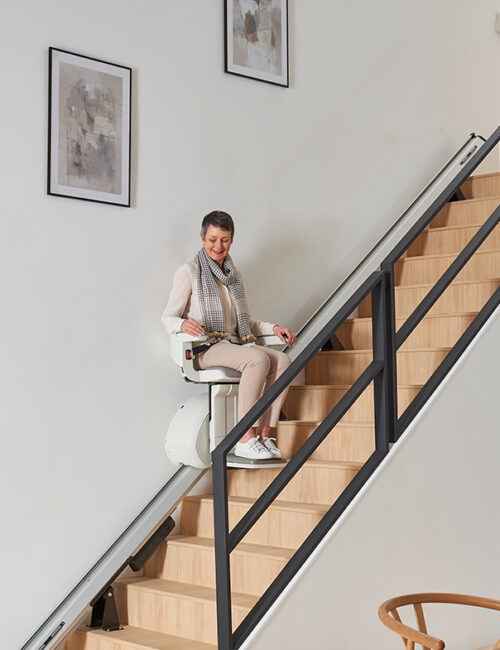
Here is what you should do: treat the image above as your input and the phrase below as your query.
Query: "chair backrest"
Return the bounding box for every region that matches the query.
[378,593,500,650]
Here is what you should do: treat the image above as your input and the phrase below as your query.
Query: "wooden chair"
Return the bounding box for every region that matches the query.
[378,593,500,650]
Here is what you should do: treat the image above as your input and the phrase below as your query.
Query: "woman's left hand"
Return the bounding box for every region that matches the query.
[273,325,297,346]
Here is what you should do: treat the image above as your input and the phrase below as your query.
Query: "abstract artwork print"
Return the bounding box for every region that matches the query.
[225,0,288,87]
[48,48,131,206]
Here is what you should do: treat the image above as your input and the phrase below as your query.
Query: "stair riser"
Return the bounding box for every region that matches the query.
[114,583,246,645]
[337,314,476,350]
[145,540,288,597]
[283,386,420,421]
[227,464,358,505]
[431,197,500,228]
[67,631,123,650]
[394,249,499,286]
[306,349,448,385]
[358,279,499,318]
[461,175,500,199]
[180,499,324,548]
[408,223,500,256]
[276,422,375,462]
[67,630,209,650]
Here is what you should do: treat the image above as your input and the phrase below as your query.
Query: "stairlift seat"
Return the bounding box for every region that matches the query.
[165,331,287,469]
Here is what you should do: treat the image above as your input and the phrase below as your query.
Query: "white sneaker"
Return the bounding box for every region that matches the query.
[260,437,282,459]
[235,437,273,460]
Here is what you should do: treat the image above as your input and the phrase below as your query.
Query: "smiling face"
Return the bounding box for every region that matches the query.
[201,225,233,267]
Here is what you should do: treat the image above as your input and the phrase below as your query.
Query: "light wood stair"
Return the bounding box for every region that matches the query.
[65,176,500,649]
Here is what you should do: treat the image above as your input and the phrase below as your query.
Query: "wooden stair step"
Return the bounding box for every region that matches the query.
[305,348,450,385]
[358,278,499,318]
[114,577,256,645]
[144,535,293,597]
[461,173,500,199]
[67,625,217,650]
[283,384,421,421]
[180,494,328,548]
[407,222,500,257]
[337,311,478,350]
[227,458,362,505]
[276,420,375,463]
[429,196,500,228]
[393,248,500,286]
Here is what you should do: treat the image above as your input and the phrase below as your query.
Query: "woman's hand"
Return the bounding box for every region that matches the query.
[181,318,205,337]
[273,325,297,346]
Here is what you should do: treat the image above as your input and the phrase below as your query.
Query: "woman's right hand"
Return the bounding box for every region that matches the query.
[181,318,205,337]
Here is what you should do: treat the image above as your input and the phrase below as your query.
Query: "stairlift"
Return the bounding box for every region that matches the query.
[165,333,288,469]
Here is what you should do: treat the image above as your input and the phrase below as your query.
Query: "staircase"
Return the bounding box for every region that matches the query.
[65,174,500,650]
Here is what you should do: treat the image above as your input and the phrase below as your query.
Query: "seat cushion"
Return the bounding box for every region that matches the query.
[197,366,241,382]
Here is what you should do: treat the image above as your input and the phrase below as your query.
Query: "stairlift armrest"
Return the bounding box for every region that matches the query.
[168,333,209,372]
[256,334,286,349]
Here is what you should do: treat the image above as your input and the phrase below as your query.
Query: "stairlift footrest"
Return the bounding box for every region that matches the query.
[226,454,287,469]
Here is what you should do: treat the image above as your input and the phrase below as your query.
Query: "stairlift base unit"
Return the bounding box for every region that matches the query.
[165,394,211,469]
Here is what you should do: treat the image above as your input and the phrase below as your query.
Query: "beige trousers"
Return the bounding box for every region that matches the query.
[196,342,291,429]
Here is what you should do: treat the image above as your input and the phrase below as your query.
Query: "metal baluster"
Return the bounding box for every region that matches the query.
[212,450,233,650]
[380,261,399,442]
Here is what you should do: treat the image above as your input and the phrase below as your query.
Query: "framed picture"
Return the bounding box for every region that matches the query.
[225,0,289,87]
[48,47,132,207]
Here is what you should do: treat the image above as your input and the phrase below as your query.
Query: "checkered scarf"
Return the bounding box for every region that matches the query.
[195,248,256,345]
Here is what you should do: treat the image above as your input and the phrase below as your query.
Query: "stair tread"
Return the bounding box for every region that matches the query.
[288,383,424,389]
[167,535,294,560]
[424,222,491,233]
[394,277,499,290]
[184,493,329,514]
[302,458,363,470]
[434,194,500,207]
[315,347,451,354]
[395,247,500,263]
[279,419,374,428]
[76,625,217,649]
[345,311,479,323]
[115,576,257,609]
[465,172,500,180]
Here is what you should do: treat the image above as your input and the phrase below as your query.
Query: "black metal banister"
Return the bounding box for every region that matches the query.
[212,125,500,650]
[383,125,500,266]
[227,359,384,552]
[395,205,500,349]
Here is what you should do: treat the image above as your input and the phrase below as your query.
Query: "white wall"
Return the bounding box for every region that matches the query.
[244,309,500,650]
[1,1,499,647]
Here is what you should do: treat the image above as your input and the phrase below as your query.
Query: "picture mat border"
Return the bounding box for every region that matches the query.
[47,46,132,207]
[224,0,289,88]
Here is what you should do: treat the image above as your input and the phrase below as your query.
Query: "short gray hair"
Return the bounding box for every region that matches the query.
[201,211,234,240]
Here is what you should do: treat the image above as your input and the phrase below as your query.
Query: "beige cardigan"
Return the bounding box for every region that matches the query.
[161,259,276,336]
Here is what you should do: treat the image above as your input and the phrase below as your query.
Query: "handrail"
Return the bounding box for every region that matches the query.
[212,125,500,650]
[213,272,394,649]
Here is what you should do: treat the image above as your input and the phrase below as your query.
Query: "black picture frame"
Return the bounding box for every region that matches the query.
[48,47,132,207]
[224,0,289,88]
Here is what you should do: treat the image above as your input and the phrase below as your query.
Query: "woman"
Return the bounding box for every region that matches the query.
[162,210,297,460]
